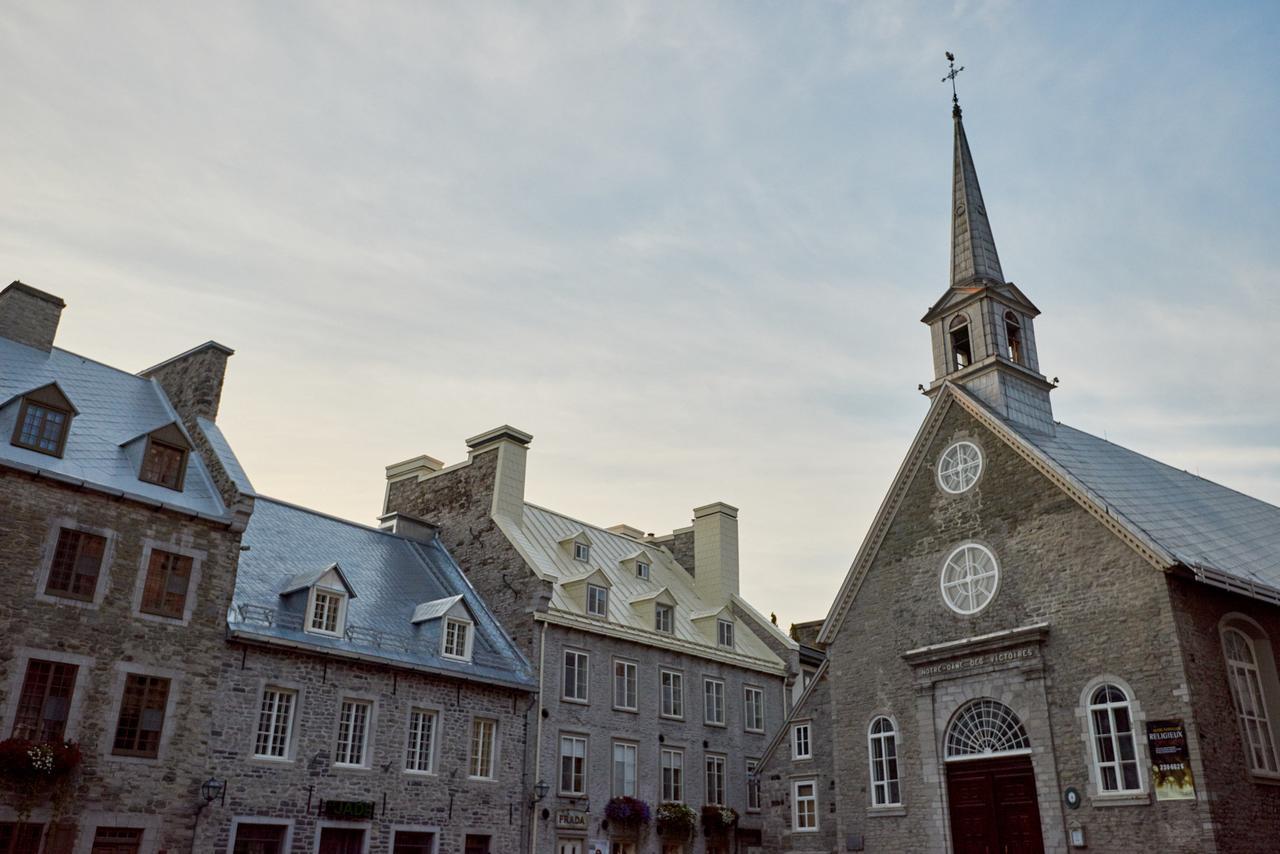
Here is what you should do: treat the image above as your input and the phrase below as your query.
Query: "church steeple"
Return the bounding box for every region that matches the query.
[923,54,1056,434]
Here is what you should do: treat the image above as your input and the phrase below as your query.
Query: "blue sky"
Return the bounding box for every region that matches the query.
[2,1,1277,628]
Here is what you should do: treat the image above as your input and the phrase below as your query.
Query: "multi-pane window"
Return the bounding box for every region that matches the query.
[705,754,726,805]
[563,650,589,702]
[232,824,287,854]
[559,734,587,795]
[406,708,437,773]
[868,716,901,806]
[703,678,726,726]
[613,741,637,797]
[140,439,186,490]
[310,589,343,635]
[12,659,78,741]
[91,827,145,853]
[443,617,472,660]
[112,674,170,758]
[636,561,650,580]
[1223,628,1280,774]
[587,584,609,618]
[655,603,674,634]
[613,659,638,711]
[14,400,69,455]
[253,687,295,759]
[717,619,734,648]
[393,831,437,854]
[470,718,497,778]
[334,699,371,766]
[746,759,761,811]
[1088,684,1142,792]
[792,722,812,760]
[792,780,818,831]
[573,541,590,562]
[660,669,683,718]
[45,527,106,600]
[140,549,193,619]
[660,748,684,802]
[744,686,765,732]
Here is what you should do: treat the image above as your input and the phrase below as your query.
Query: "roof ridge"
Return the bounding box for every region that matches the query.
[523,501,657,546]
[256,494,415,539]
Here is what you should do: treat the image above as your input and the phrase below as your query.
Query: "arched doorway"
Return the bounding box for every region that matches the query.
[944,700,1044,854]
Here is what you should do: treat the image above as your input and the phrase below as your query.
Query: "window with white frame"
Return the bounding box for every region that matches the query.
[744,686,765,732]
[587,584,609,618]
[563,649,589,703]
[939,543,1000,615]
[253,686,296,759]
[636,560,650,580]
[705,754,726,805]
[405,707,437,773]
[868,716,901,806]
[334,699,371,767]
[614,659,638,711]
[470,717,497,778]
[613,741,637,797]
[661,669,683,718]
[559,734,587,795]
[442,616,473,661]
[703,678,725,726]
[655,603,674,634]
[792,779,818,831]
[937,440,983,494]
[1223,627,1280,774]
[717,618,734,648]
[1087,684,1142,793]
[308,588,345,636]
[792,722,812,759]
[660,747,684,801]
[746,758,761,811]
[574,541,591,562]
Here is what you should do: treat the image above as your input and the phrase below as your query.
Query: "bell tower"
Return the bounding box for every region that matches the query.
[922,57,1055,434]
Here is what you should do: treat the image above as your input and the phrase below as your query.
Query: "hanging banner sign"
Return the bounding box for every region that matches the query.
[1146,719,1196,801]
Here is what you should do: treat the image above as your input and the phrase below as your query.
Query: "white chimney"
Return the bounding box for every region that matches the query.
[465,425,532,524]
[692,501,739,604]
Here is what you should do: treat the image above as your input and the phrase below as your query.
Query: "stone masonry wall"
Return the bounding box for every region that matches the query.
[759,669,835,853]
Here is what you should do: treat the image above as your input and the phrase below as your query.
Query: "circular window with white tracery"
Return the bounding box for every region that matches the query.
[940,543,1000,615]
[937,440,983,494]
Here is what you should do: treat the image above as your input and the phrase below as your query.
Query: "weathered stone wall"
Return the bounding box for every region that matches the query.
[0,281,63,352]
[140,343,232,423]
[759,669,836,853]
[197,642,530,853]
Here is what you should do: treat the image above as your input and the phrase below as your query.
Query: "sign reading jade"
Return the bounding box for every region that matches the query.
[1146,719,1196,801]
[321,799,376,820]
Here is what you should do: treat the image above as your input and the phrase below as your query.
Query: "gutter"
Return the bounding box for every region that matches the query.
[529,621,548,854]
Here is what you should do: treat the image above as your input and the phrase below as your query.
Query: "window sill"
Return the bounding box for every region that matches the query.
[660,714,685,722]
[248,755,295,766]
[613,706,639,714]
[1247,771,1280,786]
[1090,792,1150,807]
[468,776,498,783]
[36,592,102,610]
[792,755,813,762]
[331,763,373,774]
[868,805,907,817]
[704,721,727,729]
[561,697,589,706]
[403,768,437,777]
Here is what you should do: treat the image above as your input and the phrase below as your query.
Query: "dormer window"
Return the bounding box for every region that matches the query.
[949,315,972,371]
[10,384,76,457]
[573,541,591,562]
[309,589,345,636]
[655,603,674,634]
[1004,310,1023,364]
[140,438,187,490]
[443,617,473,661]
[717,618,735,648]
[636,561,651,580]
[586,584,609,618]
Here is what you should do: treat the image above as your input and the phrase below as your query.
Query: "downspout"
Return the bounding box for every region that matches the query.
[530,620,548,854]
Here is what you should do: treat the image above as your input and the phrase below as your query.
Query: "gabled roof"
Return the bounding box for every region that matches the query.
[757,658,830,768]
[280,562,357,598]
[411,594,469,624]
[561,567,613,589]
[629,586,677,606]
[558,528,593,546]
[690,605,733,622]
[1,380,78,415]
[819,383,1280,644]
[229,496,534,691]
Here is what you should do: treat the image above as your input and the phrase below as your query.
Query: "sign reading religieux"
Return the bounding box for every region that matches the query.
[1146,719,1196,801]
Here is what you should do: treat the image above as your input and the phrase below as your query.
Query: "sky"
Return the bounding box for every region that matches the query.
[2,1,1278,630]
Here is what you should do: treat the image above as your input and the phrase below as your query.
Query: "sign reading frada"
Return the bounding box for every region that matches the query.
[320,799,376,820]
[917,646,1036,676]
[1146,719,1196,801]
[555,809,588,832]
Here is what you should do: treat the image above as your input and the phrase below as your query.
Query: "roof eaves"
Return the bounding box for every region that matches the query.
[757,658,829,767]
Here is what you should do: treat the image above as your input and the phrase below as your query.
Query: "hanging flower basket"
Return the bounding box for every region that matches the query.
[604,796,652,832]
[0,739,81,788]
[655,801,698,839]
[700,805,739,837]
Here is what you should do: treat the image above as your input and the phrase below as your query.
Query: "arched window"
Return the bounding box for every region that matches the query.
[949,315,972,371]
[945,699,1030,760]
[1087,683,1142,792]
[1004,311,1023,364]
[1223,627,1280,774]
[867,716,901,806]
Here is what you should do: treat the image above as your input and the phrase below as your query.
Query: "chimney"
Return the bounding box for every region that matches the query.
[465,425,532,524]
[378,511,439,543]
[692,501,739,604]
[0,281,65,352]
[385,454,445,483]
[607,524,645,541]
[139,341,236,422]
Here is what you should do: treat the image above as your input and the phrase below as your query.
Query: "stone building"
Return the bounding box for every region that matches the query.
[197,495,535,854]
[0,281,253,853]
[806,100,1280,853]
[384,427,800,854]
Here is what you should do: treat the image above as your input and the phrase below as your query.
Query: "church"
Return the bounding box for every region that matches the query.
[758,94,1280,853]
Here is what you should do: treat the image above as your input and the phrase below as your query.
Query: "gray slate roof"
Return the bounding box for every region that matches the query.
[229,496,534,690]
[0,337,227,518]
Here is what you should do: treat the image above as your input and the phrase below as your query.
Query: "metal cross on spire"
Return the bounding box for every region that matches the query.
[942,51,965,116]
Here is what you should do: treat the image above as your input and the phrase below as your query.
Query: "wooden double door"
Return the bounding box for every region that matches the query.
[947,754,1044,854]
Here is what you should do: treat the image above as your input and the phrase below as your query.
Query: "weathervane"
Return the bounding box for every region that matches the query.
[942,51,964,116]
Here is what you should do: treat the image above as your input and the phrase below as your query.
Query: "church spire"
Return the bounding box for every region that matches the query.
[946,60,1004,288]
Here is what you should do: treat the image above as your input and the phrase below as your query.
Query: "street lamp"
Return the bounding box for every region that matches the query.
[531,779,550,806]
[200,778,226,806]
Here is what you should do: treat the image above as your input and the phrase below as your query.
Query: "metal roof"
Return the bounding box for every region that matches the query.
[0,337,228,518]
[229,496,534,690]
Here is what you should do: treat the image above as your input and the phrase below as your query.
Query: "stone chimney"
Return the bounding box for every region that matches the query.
[378,510,440,543]
[0,281,65,352]
[692,501,740,604]
[139,341,236,422]
[465,425,532,524]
